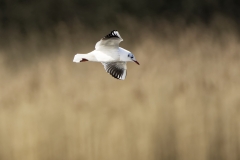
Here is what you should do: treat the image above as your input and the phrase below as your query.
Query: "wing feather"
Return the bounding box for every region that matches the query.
[95,30,123,50]
[101,62,127,80]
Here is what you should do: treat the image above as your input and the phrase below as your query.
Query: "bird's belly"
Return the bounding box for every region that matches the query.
[93,50,120,62]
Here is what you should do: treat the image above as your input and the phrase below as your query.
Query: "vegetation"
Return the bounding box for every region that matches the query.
[0,0,240,32]
[0,18,240,159]
[1,0,240,159]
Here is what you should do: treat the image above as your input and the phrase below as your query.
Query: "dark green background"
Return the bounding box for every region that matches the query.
[0,0,239,31]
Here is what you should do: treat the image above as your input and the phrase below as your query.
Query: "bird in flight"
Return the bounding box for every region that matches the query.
[73,30,139,80]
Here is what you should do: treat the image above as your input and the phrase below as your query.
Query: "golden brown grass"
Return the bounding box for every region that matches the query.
[0,19,240,160]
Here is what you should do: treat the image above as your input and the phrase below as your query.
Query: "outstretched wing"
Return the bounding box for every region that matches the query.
[95,30,123,50]
[101,62,127,80]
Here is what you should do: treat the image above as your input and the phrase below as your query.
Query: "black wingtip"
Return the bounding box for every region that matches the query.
[102,30,120,40]
[107,65,123,80]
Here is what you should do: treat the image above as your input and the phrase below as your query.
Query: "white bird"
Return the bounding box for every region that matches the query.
[73,30,139,80]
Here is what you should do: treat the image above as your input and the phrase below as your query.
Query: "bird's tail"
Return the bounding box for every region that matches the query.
[73,54,89,63]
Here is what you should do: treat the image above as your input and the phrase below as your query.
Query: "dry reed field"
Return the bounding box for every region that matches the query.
[0,19,240,160]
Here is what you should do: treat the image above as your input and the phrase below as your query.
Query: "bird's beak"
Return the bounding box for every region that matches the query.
[133,60,140,65]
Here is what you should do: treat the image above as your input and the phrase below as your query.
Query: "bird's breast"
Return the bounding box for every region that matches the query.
[93,49,120,62]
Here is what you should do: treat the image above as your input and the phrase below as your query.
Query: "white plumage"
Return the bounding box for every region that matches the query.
[73,30,139,80]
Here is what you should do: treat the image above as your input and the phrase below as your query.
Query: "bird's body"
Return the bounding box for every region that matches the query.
[73,30,139,80]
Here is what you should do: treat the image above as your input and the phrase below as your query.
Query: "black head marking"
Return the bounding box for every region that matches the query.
[128,54,134,59]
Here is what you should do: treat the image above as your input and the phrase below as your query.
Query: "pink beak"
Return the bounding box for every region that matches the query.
[133,60,140,65]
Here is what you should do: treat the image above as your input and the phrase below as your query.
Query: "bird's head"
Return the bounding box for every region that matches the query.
[128,53,140,65]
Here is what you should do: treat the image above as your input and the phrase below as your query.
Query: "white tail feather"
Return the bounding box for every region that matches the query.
[73,54,86,63]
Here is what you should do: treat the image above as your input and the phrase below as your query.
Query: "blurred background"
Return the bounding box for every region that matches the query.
[0,0,240,160]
